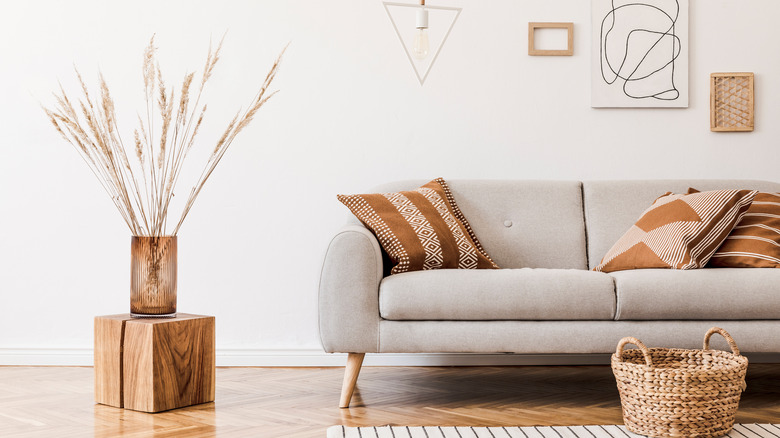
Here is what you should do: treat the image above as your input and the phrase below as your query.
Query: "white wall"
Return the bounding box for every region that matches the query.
[1,0,779,366]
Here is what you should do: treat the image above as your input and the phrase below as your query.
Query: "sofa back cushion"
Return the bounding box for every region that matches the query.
[593,189,757,272]
[583,180,780,270]
[367,180,588,270]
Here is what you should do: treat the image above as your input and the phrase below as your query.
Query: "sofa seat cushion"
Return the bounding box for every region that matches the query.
[610,268,780,320]
[379,269,616,321]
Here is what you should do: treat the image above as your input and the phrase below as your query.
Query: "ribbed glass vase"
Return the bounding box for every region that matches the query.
[130,236,177,318]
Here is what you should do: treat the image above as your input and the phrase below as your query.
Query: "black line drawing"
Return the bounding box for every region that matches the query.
[599,0,682,101]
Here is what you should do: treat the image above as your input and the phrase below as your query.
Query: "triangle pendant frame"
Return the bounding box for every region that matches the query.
[382,1,462,85]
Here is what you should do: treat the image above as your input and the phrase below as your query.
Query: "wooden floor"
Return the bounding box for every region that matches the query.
[1,364,778,437]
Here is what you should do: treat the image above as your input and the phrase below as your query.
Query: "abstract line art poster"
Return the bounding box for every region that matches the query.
[591,0,688,108]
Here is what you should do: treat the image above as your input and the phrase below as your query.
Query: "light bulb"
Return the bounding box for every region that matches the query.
[412,7,430,60]
[412,28,429,60]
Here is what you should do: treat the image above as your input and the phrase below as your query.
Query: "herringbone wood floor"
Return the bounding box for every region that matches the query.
[1,365,778,437]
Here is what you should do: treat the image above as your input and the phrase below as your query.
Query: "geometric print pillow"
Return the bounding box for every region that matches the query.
[338,178,499,274]
[708,192,780,268]
[594,189,757,273]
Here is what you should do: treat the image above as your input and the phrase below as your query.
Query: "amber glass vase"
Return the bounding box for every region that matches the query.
[130,236,177,318]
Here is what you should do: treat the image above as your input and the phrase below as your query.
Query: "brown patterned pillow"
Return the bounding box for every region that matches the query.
[337,178,499,274]
[594,189,757,273]
[709,192,780,268]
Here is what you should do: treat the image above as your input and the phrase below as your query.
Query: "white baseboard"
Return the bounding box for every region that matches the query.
[2,348,778,367]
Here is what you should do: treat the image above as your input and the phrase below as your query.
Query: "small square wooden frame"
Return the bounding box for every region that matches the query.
[528,22,573,56]
[710,72,754,132]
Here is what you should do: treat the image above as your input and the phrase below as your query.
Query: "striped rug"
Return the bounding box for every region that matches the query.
[327,424,780,438]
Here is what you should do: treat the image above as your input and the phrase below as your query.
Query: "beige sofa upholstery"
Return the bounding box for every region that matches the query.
[319,179,780,407]
[379,269,616,321]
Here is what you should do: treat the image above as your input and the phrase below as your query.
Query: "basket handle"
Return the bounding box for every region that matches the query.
[616,337,653,367]
[703,327,741,355]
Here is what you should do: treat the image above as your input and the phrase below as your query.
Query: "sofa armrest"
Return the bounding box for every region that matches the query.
[319,225,383,353]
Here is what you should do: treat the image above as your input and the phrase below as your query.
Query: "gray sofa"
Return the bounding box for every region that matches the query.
[319,179,780,407]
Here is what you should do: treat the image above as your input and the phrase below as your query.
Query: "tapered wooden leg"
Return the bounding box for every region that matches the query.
[339,353,365,408]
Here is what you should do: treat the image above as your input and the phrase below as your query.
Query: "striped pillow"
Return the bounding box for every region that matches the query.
[709,192,780,268]
[594,189,757,273]
[338,178,499,274]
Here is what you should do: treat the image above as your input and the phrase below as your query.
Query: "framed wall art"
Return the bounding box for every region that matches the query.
[591,0,688,108]
[711,72,754,132]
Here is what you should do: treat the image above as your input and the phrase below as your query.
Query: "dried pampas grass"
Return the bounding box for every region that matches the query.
[44,35,285,236]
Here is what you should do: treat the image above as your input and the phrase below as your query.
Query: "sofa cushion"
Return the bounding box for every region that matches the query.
[583,180,780,270]
[338,178,499,274]
[709,192,780,268]
[610,268,780,320]
[368,180,589,270]
[379,269,616,321]
[593,189,757,272]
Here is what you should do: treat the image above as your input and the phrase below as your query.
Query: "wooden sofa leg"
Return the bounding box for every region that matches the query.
[339,353,365,408]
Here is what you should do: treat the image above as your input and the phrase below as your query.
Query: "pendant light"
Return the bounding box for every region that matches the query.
[382,0,462,85]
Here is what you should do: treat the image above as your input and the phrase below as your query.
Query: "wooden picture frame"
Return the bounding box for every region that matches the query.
[710,72,754,132]
[528,22,573,56]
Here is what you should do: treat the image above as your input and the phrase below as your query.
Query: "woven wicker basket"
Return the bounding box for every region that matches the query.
[611,327,748,438]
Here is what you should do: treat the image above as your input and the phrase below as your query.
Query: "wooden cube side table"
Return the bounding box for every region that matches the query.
[95,313,215,413]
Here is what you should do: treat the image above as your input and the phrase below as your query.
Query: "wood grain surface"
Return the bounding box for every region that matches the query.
[94,314,215,413]
[94,315,127,408]
[2,364,778,437]
[339,353,365,408]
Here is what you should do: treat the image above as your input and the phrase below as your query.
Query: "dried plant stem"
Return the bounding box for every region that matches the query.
[45,36,284,237]
[172,45,286,235]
